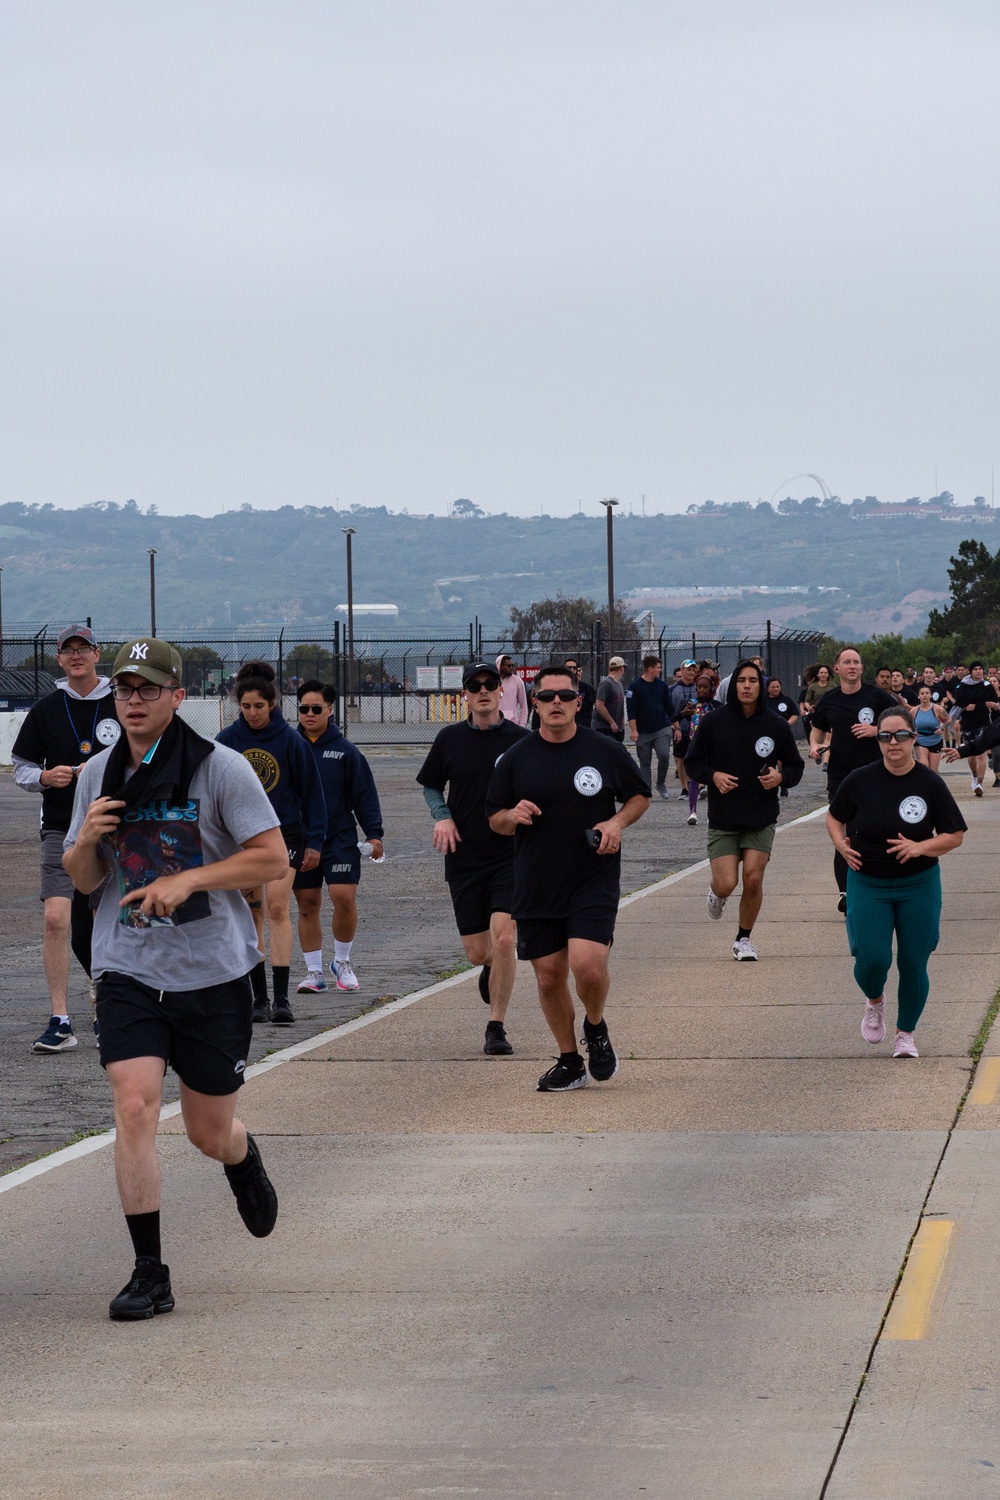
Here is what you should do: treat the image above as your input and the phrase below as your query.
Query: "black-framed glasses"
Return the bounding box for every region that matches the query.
[466,677,500,693]
[534,688,580,703]
[876,729,916,743]
[298,703,326,714]
[59,646,96,656]
[111,683,168,701]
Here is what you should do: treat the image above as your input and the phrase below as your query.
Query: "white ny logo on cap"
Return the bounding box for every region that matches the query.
[130,642,150,660]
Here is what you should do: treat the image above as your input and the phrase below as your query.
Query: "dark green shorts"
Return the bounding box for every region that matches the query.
[706,824,776,860]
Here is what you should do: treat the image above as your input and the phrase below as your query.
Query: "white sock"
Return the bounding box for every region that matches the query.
[334,940,353,963]
[304,949,322,972]
[55,1014,70,1025]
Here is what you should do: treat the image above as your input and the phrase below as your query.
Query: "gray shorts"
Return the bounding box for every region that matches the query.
[40,829,74,902]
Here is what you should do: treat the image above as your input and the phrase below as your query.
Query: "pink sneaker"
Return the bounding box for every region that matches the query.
[861,997,886,1045]
[893,1031,919,1058]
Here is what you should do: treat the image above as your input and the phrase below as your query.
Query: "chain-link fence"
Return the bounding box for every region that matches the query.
[0,624,824,743]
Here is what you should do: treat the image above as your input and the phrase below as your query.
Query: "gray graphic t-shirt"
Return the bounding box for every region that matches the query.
[65,741,279,991]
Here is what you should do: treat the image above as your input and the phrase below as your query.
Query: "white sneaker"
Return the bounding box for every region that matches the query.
[733,936,758,961]
[687,812,698,826]
[332,959,360,991]
[861,996,886,1044]
[974,783,984,797]
[296,970,327,994]
[706,889,727,921]
[893,1031,919,1058]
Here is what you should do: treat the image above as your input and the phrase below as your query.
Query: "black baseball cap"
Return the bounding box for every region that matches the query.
[462,662,500,687]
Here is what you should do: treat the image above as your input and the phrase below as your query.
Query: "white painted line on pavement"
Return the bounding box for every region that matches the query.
[1,802,830,1196]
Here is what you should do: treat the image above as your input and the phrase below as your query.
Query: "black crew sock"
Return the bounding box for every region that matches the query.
[125,1210,162,1264]
[560,1050,583,1065]
[272,966,290,1004]
[737,926,752,941]
[224,1136,258,1182]
[582,1017,607,1038]
[249,961,268,1003]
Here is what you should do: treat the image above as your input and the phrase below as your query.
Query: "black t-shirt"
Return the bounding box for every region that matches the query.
[767,695,797,720]
[933,677,954,704]
[626,676,673,734]
[485,725,651,919]
[810,684,899,794]
[11,687,122,832]
[951,679,999,734]
[900,685,921,706]
[416,716,529,875]
[829,761,966,880]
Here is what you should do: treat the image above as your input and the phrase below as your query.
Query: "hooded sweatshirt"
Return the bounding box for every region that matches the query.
[496,657,529,727]
[683,664,804,830]
[296,719,384,853]
[217,708,327,850]
[12,675,121,832]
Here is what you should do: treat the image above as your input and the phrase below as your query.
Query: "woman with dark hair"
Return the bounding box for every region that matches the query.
[826,705,966,1058]
[217,661,326,1024]
[913,684,949,772]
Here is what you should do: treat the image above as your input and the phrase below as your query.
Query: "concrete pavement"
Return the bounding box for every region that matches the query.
[1,767,999,1497]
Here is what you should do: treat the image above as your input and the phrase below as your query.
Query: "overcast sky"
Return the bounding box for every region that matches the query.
[1,1,997,517]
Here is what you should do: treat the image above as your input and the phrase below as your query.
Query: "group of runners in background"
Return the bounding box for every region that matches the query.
[8,626,981,1318]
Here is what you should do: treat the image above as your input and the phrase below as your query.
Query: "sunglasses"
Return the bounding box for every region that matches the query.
[876,729,916,743]
[466,677,500,693]
[534,688,580,703]
[298,703,327,714]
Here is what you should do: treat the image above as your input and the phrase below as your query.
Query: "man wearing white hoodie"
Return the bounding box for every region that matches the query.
[496,653,529,727]
[12,625,121,1052]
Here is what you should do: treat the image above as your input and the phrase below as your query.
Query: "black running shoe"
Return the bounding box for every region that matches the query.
[478,963,492,1004]
[109,1257,174,1321]
[270,1000,295,1025]
[484,1020,513,1055]
[583,1020,619,1082]
[251,999,269,1024]
[225,1133,278,1238]
[537,1053,588,1091]
[837,892,847,915]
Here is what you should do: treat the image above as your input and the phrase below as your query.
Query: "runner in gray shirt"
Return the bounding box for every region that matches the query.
[63,637,288,1323]
[591,656,627,741]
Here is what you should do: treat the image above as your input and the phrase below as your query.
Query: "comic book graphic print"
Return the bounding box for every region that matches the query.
[103,798,211,928]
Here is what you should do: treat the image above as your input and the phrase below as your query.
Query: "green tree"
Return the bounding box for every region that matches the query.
[927,539,1000,652]
[508,593,639,650]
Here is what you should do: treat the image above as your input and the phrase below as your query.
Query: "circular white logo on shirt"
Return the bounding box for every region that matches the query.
[96,719,121,747]
[858,707,875,725]
[777,702,788,713]
[754,735,775,758]
[574,765,603,796]
[899,796,928,825]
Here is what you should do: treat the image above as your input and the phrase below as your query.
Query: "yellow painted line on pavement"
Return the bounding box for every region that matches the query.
[967,1056,1000,1106]
[883,1219,954,1340]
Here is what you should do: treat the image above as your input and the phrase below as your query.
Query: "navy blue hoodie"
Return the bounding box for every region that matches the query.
[296,719,384,853]
[217,709,327,851]
[684,663,804,830]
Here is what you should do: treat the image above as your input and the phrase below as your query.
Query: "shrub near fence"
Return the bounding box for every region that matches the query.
[0,626,823,747]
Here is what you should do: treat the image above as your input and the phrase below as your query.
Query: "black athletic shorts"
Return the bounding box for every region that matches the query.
[280,821,305,871]
[293,846,361,889]
[516,905,617,961]
[447,862,515,936]
[675,732,691,761]
[95,971,253,1096]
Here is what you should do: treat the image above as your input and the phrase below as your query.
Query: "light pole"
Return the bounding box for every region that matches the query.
[600,498,619,647]
[148,549,158,637]
[342,527,356,710]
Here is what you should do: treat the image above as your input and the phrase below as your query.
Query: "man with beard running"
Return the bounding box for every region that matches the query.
[486,665,650,1091]
[685,660,803,960]
[63,638,287,1321]
[417,662,529,1055]
[809,647,897,913]
[12,624,121,1052]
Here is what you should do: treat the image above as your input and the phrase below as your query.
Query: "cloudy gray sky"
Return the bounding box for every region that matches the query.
[1,1,997,517]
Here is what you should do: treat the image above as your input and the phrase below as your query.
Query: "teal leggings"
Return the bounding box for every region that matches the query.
[845,866,941,1033]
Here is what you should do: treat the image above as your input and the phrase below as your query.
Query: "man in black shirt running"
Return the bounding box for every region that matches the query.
[417,662,529,1055]
[12,624,121,1053]
[949,662,999,796]
[486,666,650,1092]
[809,647,897,911]
[626,653,673,798]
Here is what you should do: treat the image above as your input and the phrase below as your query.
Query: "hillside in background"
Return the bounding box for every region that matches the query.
[0,499,988,640]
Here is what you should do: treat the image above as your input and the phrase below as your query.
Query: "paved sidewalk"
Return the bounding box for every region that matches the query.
[1,767,998,1497]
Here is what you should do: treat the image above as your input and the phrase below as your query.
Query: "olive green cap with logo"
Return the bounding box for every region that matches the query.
[111,638,183,686]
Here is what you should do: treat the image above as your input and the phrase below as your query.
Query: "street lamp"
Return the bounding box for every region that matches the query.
[600,498,620,647]
[342,527,356,710]
[147,549,158,637]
